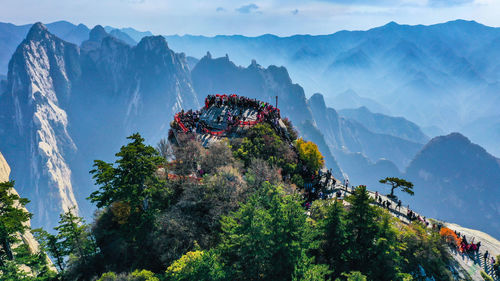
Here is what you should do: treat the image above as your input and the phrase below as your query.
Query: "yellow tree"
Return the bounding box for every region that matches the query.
[296,138,324,174]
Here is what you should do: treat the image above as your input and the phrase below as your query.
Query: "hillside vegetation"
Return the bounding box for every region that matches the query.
[1,118,461,280]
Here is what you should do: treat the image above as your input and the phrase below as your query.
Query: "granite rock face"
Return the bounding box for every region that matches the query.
[0,23,199,229]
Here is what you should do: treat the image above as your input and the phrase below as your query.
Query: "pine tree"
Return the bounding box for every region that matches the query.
[219,182,311,281]
[379,177,414,199]
[0,181,55,280]
[345,185,379,276]
[319,200,347,278]
[0,181,31,265]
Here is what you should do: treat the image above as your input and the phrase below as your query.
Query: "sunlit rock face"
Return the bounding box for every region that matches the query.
[0,22,79,229]
[0,23,200,229]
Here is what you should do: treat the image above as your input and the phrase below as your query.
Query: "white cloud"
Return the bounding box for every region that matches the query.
[0,0,498,36]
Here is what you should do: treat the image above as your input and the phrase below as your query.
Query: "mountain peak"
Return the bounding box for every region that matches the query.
[429,132,470,146]
[309,93,327,112]
[385,21,399,27]
[26,22,49,40]
[89,25,108,42]
[137,35,169,51]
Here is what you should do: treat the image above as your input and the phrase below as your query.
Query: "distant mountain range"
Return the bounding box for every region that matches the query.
[2,21,500,156]
[0,21,498,239]
[0,21,147,75]
[162,20,500,157]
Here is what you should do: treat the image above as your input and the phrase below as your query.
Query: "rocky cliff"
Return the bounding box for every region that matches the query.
[0,23,202,229]
[0,22,80,228]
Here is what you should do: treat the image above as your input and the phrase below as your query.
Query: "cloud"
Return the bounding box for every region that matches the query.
[428,0,474,6]
[291,9,299,15]
[216,7,226,12]
[236,3,260,14]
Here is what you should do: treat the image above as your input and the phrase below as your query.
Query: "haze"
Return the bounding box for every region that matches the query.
[2,0,500,36]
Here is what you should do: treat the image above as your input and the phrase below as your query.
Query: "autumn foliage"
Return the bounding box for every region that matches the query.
[440,227,460,246]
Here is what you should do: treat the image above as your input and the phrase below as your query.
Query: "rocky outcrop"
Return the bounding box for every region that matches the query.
[0,152,10,182]
[191,54,344,180]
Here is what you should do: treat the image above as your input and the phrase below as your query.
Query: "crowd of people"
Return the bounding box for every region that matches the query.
[451,230,498,278]
[204,94,280,119]
[172,94,283,138]
[303,168,337,208]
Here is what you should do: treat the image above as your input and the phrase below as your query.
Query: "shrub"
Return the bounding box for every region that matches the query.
[130,269,159,281]
[98,272,118,281]
[165,250,226,281]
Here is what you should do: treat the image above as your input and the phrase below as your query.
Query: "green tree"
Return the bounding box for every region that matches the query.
[318,200,347,278]
[165,250,226,281]
[0,181,56,280]
[89,133,165,210]
[379,177,414,199]
[88,133,168,273]
[33,229,65,273]
[0,181,31,265]
[292,252,330,281]
[34,210,98,280]
[337,271,367,281]
[233,123,296,170]
[219,182,311,281]
[54,210,97,268]
[344,185,380,278]
[370,211,402,280]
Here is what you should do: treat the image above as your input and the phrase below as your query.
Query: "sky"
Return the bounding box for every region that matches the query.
[1,0,499,36]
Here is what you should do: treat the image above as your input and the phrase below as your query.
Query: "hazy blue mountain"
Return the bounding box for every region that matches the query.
[405,133,500,239]
[186,56,199,71]
[2,20,500,157]
[0,21,90,74]
[338,106,429,144]
[46,20,90,45]
[0,22,32,75]
[164,20,500,156]
[421,125,446,139]
[0,23,198,229]
[109,29,137,45]
[105,26,153,42]
[461,115,500,157]
[327,89,391,115]
[307,93,422,179]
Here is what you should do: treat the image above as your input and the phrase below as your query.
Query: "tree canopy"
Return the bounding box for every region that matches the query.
[379,177,414,199]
